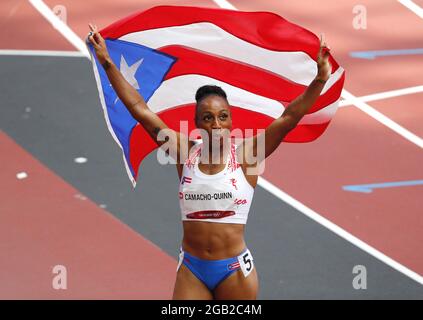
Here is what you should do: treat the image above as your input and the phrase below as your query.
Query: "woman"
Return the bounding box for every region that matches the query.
[87,23,331,300]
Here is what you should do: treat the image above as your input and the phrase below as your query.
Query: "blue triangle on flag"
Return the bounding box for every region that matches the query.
[89,39,177,177]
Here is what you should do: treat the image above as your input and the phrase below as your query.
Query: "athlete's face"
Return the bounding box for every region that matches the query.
[195,95,232,145]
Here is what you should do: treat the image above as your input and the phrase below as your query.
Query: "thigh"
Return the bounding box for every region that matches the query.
[213,266,259,300]
[172,264,214,300]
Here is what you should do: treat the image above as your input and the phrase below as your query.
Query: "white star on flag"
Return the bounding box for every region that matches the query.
[114,55,144,105]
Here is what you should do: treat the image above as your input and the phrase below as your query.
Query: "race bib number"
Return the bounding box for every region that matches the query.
[176,248,184,272]
[237,249,254,278]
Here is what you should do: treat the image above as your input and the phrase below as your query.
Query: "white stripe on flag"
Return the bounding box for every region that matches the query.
[148,74,339,124]
[148,74,284,117]
[120,22,333,86]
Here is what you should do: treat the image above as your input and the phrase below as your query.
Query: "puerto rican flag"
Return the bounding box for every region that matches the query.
[88,5,345,187]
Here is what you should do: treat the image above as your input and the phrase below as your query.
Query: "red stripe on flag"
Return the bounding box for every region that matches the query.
[129,105,331,179]
[100,6,339,70]
[159,45,344,113]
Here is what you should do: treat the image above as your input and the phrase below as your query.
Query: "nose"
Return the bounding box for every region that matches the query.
[211,117,221,129]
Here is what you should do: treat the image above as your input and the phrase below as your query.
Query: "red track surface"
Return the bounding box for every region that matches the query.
[0,132,176,299]
[1,0,74,50]
[370,92,423,138]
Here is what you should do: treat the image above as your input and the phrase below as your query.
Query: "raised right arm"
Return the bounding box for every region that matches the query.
[87,23,192,163]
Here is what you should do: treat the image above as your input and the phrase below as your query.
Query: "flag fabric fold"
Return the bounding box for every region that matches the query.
[88,5,345,187]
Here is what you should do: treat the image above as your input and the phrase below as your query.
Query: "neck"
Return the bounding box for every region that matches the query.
[201,138,230,165]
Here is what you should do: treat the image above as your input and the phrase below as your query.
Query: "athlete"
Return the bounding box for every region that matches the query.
[87,23,331,300]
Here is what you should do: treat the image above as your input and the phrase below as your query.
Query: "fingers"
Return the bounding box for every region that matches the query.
[94,32,103,44]
[323,48,331,59]
[88,23,98,32]
[87,23,95,44]
[86,32,94,45]
[318,33,331,59]
[86,31,97,47]
[87,23,102,47]
[318,33,323,57]
[320,33,329,49]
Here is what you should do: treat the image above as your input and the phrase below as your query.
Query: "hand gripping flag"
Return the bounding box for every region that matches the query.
[88,5,345,187]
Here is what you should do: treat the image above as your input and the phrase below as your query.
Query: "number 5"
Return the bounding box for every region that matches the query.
[243,253,252,271]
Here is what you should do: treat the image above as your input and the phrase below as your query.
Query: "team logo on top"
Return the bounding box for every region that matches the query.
[230,178,238,190]
[234,198,247,205]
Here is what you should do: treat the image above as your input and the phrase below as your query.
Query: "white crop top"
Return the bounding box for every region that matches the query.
[179,140,254,224]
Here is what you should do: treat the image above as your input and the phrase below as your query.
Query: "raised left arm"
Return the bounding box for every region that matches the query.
[240,35,332,166]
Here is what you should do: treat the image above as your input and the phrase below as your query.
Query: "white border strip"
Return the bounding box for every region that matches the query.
[31,0,423,284]
[28,0,90,58]
[0,49,85,57]
[258,177,423,284]
[398,0,423,19]
[340,85,423,107]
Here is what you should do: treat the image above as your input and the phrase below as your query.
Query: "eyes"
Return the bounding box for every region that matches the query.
[203,113,229,122]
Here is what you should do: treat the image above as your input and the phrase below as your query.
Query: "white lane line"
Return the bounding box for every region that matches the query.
[398,0,423,19]
[258,177,423,285]
[341,89,423,148]
[28,0,90,58]
[31,0,423,284]
[0,49,85,57]
[340,85,423,107]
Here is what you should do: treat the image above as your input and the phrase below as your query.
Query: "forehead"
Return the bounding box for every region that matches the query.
[197,95,230,114]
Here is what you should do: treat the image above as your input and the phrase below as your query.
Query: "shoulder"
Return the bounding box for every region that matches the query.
[235,137,259,175]
[176,139,200,177]
[182,139,202,169]
[234,138,260,180]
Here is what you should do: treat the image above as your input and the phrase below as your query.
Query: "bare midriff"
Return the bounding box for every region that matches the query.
[182,220,246,260]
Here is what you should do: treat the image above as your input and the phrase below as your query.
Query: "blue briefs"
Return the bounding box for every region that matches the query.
[176,246,254,291]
